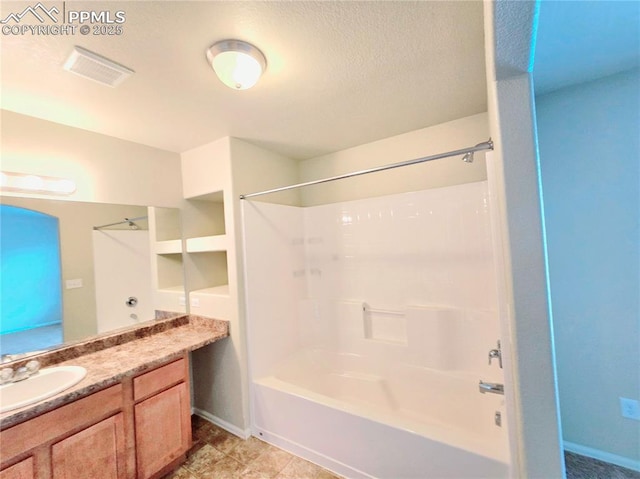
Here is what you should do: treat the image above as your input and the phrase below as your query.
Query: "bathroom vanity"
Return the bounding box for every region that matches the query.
[0,315,228,479]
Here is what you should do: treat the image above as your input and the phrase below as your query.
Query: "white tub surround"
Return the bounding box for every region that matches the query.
[243,182,509,478]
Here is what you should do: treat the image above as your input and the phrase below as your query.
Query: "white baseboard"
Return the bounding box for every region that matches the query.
[192,407,251,440]
[564,441,640,472]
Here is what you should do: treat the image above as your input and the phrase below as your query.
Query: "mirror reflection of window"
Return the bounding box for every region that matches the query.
[0,205,63,356]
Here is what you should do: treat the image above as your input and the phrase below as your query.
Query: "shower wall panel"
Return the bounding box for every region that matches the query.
[303,181,500,376]
[241,201,306,380]
[245,180,500,381]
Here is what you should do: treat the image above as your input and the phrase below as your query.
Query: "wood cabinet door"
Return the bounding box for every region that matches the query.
[51,413,126,479]
[134,383,190,479]
[0,458,34,479]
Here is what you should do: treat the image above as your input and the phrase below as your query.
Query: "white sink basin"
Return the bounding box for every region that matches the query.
[0,366,87,413]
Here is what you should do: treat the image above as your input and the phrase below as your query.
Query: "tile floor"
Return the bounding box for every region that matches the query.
[163,415,342,479]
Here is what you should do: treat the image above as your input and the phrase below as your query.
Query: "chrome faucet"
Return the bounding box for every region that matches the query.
[0,360,40,385]
[479,381,504,395]
[488,340,502,369]
[1,354,17,364]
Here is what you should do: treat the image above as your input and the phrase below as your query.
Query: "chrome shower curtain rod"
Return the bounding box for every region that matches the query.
[93,215,148,230]
[239,139,493,200]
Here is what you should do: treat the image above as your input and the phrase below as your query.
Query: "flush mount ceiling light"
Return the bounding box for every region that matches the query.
[0,172,76,195]
[206,39,266,90]
[63,46,134,87]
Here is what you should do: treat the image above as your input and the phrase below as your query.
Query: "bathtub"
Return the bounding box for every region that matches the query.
[251,348,510,479]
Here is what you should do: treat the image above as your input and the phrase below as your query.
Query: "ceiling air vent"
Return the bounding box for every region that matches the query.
[63,46,134,87]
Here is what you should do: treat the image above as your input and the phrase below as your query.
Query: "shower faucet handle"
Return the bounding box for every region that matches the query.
[488,340,502,369]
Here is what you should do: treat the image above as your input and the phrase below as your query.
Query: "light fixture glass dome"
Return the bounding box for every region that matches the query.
[206,39,266,90]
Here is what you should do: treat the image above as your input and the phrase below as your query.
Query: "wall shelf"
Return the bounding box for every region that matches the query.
[182,193,225,239]
[148,206,187,314]
[181,191,228,316]
[155,240,183,255]
[181,185,228,316]
[185,235,227,253]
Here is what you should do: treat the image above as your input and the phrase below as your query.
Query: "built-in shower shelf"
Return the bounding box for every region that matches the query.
[186,234,227,253]
[155,240,183,255]
[189,285,232,319]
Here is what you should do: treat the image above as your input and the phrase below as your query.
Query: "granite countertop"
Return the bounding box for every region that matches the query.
[0,314,228,430]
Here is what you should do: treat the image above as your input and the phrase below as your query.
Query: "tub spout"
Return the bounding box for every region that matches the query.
[478,381,504,395]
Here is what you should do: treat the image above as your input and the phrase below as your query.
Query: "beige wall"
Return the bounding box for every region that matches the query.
[298,113,489,206]
[231,139,300,206]
[537,70,640,466]
[0,197,147,343]
[0,110,182,207]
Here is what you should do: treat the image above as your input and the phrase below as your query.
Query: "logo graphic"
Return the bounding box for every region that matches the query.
[1,2,126,36]
[1,2,59,24]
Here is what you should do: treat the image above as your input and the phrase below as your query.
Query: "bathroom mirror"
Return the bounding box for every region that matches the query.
[0,195,185,359]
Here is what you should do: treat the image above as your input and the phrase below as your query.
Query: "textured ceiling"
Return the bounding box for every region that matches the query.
[0,1,488,159]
